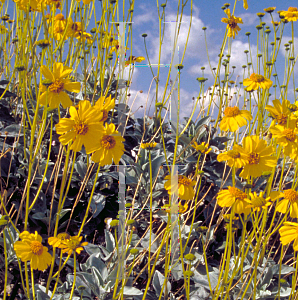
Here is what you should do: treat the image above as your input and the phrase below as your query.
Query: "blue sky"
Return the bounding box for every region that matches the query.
[123,0,298,120]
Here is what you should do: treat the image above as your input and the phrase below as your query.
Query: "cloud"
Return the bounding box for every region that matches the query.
[238,13,258,27]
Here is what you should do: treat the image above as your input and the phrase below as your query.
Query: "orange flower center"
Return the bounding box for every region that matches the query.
[49,79,64,93]
[288,7,298,12]
[228,187,247,200]
[227,150,240,158]
[283,128,296,142]
[228,17,238,29]
[101,135,116,149]
[100,110,108,122]
[178,176,192,186]
[284,189,298,203]
[224,106,240,117]
[276,113,288,125]
[74,122,88,135]
[30,241,43,255]
[250,73,265,83]
[248,152,260,164]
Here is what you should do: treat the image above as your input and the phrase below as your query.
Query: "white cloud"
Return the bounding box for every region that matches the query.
[239,13,258,27]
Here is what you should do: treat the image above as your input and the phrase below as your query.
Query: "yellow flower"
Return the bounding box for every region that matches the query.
[48,233,70,248]
[264,7,276,13]
[14,231,52,271]
[276,189,298,218]
[56,100,104,153]
[77,0,93,4]
[265,99,292,127]
[125,56,145,66]
[91,123,125,165]
[58,235,88,255]
[0,25,7,34]
[237,136,277,179]
[40,62,81,109]
[13,0,43,11]
[191,141,212,154]
[51,14,72,41]
[164,174,195,201]
[217,187,250,215]
[221,9,243,39]
[269,124,298,158]
[44,0,61,8]
[141,142,157,150]
[279,222,298,250]
[76,31,93,44]
[219,106,252,132]
[178,201,188,213]
[280,7,298,22]
[94,95,115,122]
[217,144,248,169]
[242,0,248,10]
[243,73,273,91]
[247,191,272,212]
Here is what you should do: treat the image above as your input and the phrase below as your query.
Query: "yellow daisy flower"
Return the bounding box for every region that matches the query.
[52,14,70,41]
[191,141,212,154]
[217,144,248,168]
[77,0,93,4]
[14,0,43,12]
[58,235,88,256]
[242,0,248,10]
[76,31,93,44]
[221,9,243,39]
[243,73,273,91]
[247,191,272,212]
[94,95,115,122]
[269,124,298,158]
[219,106,252,132]
[276,189,298,218]
[40,62,81,109]
[140,142,157,150]
[265,99,292,127]
[237,135,277,179]
[279,222,298,251]
[264,7,276,13]
[217,187,250,215]
[55,100,104,153]
[164,174,195,201]
[14,231,52,271]
[91,123,125,165]
[280,7,298,22]
[48,233,71,248]
[125,56,145,66]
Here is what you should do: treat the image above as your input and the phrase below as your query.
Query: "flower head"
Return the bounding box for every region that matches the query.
[276,189,298,218]
[243,73,273,91]
[221,9,243,39]
[56,100,104,153]
[48,233,71,248]
[219,106,252,132]
[14,231,52,271]
[58,235,88,256]
[264,7,276,13]
[217,187,250,215]
[279,222,298,251]
[280,7,298,22]
[237,136,277,179]
[94,95,115,122]
[217,144,248,168]
[164,174,195,200]
[191,141,212,154]
[247,191,272,212]
[91,123,125,165]
[141,142,157,150]
[40,62,81,109]
[125,56,145,66]
[265,99,292,127]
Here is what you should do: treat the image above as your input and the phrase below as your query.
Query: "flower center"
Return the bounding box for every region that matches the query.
[276,113,288,125]
[67,238,80,250]
[49,79,64,93]
[228,187,247,200]
[228,17,238,29]
[74,122,88,135]
[248,152,260,164]
[30,241,43,255]
[284,189,298,203]
[288,7,298,12]
[227,150,240,158]
[224,106,240,117]
[178,176,192,186]
[283,128,296,142]
[57,233,70,241]
[101,135,116,149]
[250,73,265,82]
